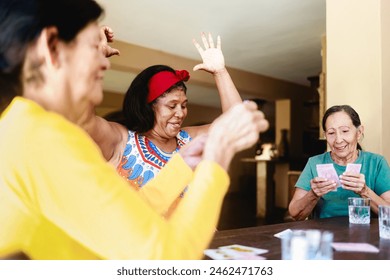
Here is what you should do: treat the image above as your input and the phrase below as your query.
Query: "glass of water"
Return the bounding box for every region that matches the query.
[348,197,370,224]
[379,205,390,239]
[281,230,333,260]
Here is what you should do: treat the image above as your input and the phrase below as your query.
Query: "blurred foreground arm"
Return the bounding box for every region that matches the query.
[182,101,268,171]
[204,101,269,170]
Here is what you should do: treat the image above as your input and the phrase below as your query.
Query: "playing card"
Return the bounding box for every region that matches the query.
[204,245,268,260]
[331,242,379,253]
[218,244,268,255]
[204,249,233,260]
[316,163,341,188]
[274,229,293,239]
[346,163,362,174]
[220,249,266,260]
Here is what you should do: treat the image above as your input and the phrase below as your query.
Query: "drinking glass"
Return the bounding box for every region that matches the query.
[348,197,370,224]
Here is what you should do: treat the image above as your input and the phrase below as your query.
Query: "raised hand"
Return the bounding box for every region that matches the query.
[192,32,225,73]
[99,26,120,58]
[203,101,269,170]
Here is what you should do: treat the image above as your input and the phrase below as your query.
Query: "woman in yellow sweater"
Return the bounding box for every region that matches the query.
[0,0,268,259]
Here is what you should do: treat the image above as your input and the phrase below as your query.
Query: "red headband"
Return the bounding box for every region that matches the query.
[147,70,190,103]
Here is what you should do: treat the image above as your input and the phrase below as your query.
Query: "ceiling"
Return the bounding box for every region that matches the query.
[97,0,326,107]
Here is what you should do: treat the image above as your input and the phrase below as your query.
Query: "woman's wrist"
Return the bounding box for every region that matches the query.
[310,188,319,199]
[358,185,370,197]
[213,67,228,76]
[203,141,234,171]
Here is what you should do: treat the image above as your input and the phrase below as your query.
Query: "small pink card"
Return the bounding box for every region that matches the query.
[346,163,362,174]
[316,163,341,188]
[331,242,379,253]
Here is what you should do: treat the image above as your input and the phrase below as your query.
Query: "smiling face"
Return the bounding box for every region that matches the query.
[324,111,362,161]
[151,89,188,139]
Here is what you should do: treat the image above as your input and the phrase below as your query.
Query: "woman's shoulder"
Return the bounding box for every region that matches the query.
[177,129,192,143]
[360,150,386,162]
[307,151,330,163]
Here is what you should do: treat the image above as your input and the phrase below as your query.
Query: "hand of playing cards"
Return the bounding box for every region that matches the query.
[316,164,341,189]
[316,163,362,189]
[204,244,268,260]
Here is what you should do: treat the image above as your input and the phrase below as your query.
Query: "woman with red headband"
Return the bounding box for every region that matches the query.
[87,31,247,217]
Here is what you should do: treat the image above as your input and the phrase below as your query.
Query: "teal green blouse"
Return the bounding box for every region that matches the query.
[296,151,390,218]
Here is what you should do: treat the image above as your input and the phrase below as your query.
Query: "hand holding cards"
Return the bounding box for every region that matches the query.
[316,163,341,189]
[316,163,362,191]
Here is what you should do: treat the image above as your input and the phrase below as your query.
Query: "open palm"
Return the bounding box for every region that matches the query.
[193,32,225,73]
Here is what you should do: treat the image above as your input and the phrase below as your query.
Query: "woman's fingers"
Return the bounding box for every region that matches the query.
[201,32,209,49]
[208,33,215,48]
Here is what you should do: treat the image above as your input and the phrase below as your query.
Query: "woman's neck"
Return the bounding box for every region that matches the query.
[143,130,178,153]
[330,149,359,166]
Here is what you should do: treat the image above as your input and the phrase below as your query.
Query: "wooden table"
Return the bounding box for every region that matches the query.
[209,217,390,259]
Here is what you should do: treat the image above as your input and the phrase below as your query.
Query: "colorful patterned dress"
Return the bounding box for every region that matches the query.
[117,129,192,189]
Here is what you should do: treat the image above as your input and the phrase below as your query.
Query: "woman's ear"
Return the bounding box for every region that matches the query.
[24,26,60,86]
[35,26,60,69]
[358,125,364,140]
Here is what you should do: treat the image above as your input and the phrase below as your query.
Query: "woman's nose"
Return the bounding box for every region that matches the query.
[175,108,185,118]
[335,132,343,142]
